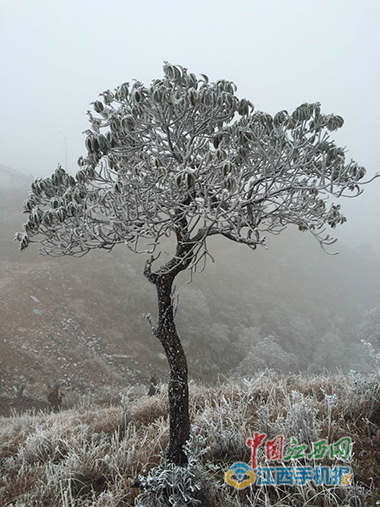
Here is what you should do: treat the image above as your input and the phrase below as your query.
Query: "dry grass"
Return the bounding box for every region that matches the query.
[0,371,379,506]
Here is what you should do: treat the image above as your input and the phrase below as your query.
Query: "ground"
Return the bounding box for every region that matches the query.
[0,373,379,506]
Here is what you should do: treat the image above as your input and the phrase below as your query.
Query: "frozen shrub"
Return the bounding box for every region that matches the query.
[360,340,380,376]
[135,436,212,507]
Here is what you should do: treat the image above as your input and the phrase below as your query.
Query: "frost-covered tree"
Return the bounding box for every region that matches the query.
[358,303,380,349]
[237,335,298,375]
[16,63,377,465]
[311,331,346,372]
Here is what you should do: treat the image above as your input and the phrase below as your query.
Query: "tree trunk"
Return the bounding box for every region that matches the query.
[155,275,190,465]
[144,252,190,466]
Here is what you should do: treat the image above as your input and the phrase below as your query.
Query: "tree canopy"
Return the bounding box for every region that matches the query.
[16,63,374,270]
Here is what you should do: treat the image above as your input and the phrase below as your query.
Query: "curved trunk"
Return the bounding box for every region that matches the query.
[143,234,197,465]
[155,275,190,465]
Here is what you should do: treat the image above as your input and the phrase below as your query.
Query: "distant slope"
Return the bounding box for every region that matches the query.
[0,254,163,399]
[0,163,32,188]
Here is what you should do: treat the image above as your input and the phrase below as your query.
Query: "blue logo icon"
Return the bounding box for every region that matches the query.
[231,463,251,481]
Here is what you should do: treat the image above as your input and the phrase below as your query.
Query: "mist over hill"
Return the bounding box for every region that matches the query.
[1,164,380,401]
[0,163,32,188]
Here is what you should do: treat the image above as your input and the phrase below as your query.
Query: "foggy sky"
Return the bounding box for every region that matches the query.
[1,0,379,247]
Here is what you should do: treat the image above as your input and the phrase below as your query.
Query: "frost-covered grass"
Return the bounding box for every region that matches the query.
[0,371,379,506]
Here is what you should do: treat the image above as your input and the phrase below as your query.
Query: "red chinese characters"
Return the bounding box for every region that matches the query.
[247,433,266,469]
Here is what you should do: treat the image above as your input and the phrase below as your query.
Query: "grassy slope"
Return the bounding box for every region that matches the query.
[0,372,379,506]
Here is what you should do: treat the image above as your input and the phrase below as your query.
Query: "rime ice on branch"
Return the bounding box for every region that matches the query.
[15,63,375,263]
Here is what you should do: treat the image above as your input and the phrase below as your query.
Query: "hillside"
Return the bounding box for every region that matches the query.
[0,165,167,403]
[1,163,380,409]
[0,373,379,506]
[0,163,32,188]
